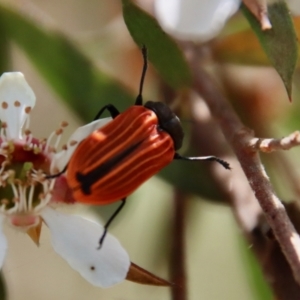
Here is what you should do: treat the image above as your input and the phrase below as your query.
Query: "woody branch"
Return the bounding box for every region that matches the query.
[190,61,300,285]
[250,131,300,152]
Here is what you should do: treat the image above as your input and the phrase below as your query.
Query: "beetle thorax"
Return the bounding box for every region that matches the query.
[144,101,184,150]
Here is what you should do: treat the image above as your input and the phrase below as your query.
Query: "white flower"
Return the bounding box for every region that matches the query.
[155,0,300,41]
[155,0,240,41]
[0,72,130,287]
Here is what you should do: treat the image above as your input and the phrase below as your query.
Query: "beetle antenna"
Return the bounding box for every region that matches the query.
[135,45,148,106]
[174,153,231,170]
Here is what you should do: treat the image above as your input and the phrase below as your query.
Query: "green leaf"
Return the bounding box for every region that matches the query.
[0,17,10,74]
[242,2,298,100]
[214,16,300,68]
[122,0,191,89]
[0,5,133,122]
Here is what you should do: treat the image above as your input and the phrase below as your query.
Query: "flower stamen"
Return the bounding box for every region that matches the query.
[54,128,63,150]
[10,182,18,200]
[18,185,27,211]
[0,122,7,142]
[28,184,34,210]
[45,122,69,155]
[6,199,19,214]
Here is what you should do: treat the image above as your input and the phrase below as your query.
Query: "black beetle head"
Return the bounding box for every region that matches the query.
[144,101,184,150]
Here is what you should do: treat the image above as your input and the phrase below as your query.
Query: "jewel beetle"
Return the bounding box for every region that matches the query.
[51,47,230,246]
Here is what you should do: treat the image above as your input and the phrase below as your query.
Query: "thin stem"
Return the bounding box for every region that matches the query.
[250,131,300,152]
[170,189,187,300]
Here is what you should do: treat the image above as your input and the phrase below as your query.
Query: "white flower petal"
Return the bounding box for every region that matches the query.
[41,207,130,287]
[0,215,7,269]
[0,72,36,140]
[51,117,112,173]
[155,0,240,41]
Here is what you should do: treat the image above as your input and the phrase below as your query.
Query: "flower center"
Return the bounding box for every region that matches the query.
[0,121,68,230]
[0,138,54,228]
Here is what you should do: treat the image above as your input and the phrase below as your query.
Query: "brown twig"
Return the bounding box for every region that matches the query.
[170,189,187,300]
[250,131,300,152]
[190,96,300,298]
[190,63,300,285]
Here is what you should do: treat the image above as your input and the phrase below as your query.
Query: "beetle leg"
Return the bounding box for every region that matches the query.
[135,45,148,106]
[93,104,120,121]
[174,153,231,170]
[98,199,127,249]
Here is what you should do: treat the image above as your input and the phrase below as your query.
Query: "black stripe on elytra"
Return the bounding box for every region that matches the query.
[76,141,143,195]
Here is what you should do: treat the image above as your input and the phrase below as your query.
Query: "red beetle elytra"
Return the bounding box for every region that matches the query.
[51,47,230,246]
[67,104,175,205]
